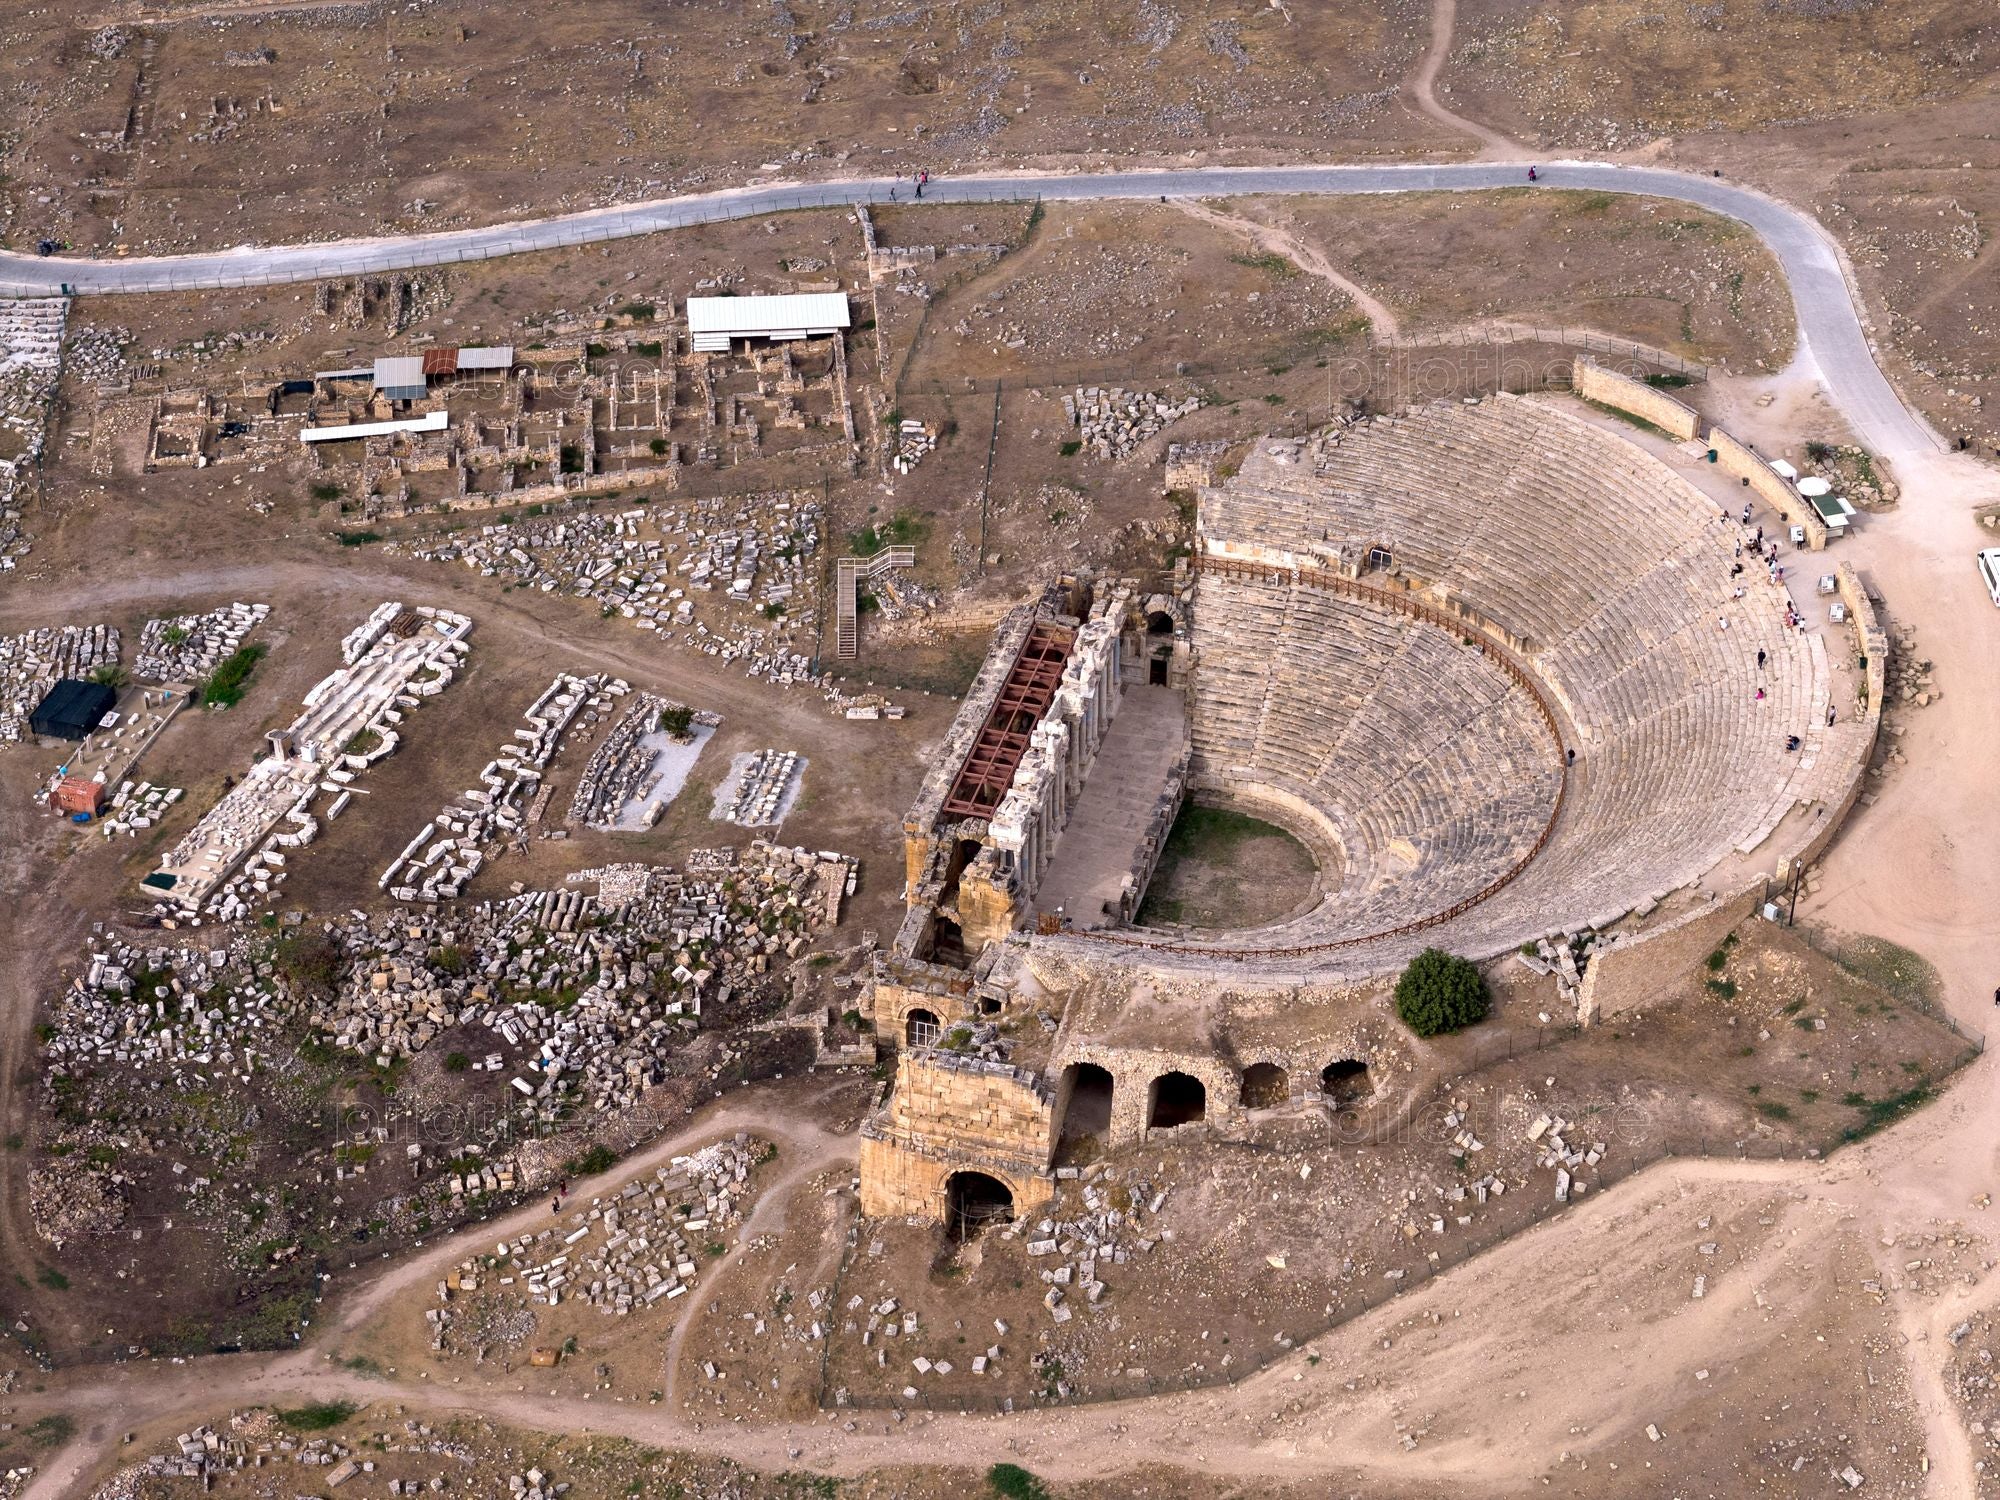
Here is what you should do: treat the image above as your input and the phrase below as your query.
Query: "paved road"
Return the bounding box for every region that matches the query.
[0,162,1938,463]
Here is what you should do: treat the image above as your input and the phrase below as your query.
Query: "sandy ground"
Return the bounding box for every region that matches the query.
[8,10,2000,1497]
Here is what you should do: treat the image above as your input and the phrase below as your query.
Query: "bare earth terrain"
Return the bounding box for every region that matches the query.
[0,4,1998,1500]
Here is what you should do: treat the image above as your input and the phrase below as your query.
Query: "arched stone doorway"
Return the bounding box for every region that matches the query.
[1057,1062,1114,1153]
[1148,1071,1207,1129]
[1239,1061,1289,1109]
[906,1008,940,1048]
[1320,1058,1373,1107]
[945,1170,1015,1240]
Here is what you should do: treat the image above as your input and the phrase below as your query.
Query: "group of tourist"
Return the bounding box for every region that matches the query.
[1728,501,1831,749]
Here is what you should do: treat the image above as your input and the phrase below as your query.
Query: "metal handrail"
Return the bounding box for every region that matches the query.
[1063,555,1570,959]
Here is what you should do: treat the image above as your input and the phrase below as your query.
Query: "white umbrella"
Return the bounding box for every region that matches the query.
[1797,476,1831,496]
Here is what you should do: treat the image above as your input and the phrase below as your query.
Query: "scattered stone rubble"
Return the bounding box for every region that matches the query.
[0,298,69,576]
[1062,386,1201,460]
[567,692,719,829]
[1523,1107,1606,1203]
[384,672,619,901]
[430,1136,757,1342]
[48,849,856,1175]
[0,623,119,741]
[1514,935,1594,1011]
[101,1413,480,1493]
[891,418,936,476]
[403,490,825,687]
[64,321,132,389]
[134,602,269,683]
[28,1161,127,1245]
[1012,1165,1174,1327]
[715,749,804,827]
[97,780,183,838]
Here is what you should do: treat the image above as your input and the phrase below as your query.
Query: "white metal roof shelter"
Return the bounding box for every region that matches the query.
[372,354,426,400]
[302,410,449,444]
[685,293,849,353]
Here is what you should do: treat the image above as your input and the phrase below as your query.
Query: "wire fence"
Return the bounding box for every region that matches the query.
[815,1016,1983,1415]
[818,1087,1975,1415]
[894,330,1701,405]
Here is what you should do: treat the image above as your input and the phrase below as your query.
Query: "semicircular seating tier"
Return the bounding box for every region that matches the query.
[1070,394,1863,977]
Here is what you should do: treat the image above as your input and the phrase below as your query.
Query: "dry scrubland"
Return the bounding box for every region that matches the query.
[0,177,1949,1370]
[306,925,1968,1419]
[1678,91,2000,459]
[0,4,1995,1490]
[1448,0,1998,151]
[0,0,1448,254]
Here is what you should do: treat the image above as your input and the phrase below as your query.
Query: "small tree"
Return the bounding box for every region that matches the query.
[1394,948,1488,1038]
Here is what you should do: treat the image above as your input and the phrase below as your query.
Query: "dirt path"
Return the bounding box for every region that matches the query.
[5,124,2000,1500]
[1169,199,1403,339]
[89,0,377,25]
[10,1151,1852,1499]
[318,1086,857,1348]
[657,1131,851,1410]
[1409,0,1522,159]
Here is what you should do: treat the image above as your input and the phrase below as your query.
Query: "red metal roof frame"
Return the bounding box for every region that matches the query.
[939,620,1076,820]
[421,347,459,376]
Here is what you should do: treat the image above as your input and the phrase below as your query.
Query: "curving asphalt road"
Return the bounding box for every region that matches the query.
[0,162,1938,463]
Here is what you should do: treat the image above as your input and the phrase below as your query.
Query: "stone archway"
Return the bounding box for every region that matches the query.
[1239,1061,1289,1109]
[1148,1070,1207,1129]
[1057,1062,1114,1153]
[945,1170,1015,1240]
[906,1007,940,1047]
[1320,1058,1373,1107]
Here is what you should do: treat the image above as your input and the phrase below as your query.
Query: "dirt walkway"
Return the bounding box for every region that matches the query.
[9,1151,1863,1499]
[1409,0,1522,159]
[1169,199,1404,339]
[318,1085,858,1348]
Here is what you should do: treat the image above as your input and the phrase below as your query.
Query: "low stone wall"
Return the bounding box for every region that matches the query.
[1709,427,1828,551]
[1577,882,1765,1025]
[1838,562,1890,720]
[1781,561,1888,874]
[1573,356,1699,441]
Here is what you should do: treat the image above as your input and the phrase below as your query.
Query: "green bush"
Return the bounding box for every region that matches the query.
[566,1143,618,1177]
[1393,948,1489,1038]
[198,643,267,707]
[277,1400,356,1431]
[987,1464,1052,1500]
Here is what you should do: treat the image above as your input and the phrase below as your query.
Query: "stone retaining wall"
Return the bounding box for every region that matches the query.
[1577,882,1766,1025]
[1709,427,1828,550]
[1573,356,1700,441]
[1783,561,1887,873]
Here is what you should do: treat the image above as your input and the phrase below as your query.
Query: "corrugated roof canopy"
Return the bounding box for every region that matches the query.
[455,345,514,370]
[372,355,424,388]
[685,293,849,343]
